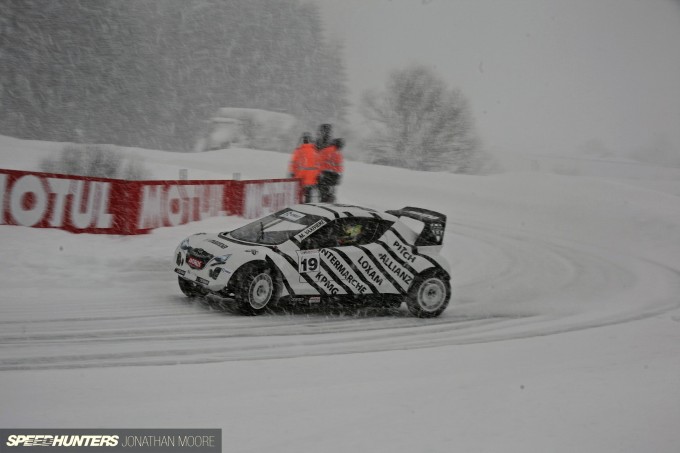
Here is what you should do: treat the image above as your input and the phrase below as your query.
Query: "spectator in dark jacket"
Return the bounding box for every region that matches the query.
[317,138,344,203]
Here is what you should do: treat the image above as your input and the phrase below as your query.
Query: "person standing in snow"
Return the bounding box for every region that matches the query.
[288,132,320,203]
[317,137,344,203]
[315,123,333,151]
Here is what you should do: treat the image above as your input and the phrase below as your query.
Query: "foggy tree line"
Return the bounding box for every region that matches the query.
[0,1,487,173]
[0,0,348,151]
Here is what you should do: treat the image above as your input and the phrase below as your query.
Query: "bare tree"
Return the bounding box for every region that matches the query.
[360,65,480,172]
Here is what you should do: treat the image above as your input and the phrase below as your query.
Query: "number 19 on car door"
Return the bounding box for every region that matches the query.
[297,250,320,283]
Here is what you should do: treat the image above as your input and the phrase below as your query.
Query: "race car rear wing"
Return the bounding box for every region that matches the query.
[386,207,446,246]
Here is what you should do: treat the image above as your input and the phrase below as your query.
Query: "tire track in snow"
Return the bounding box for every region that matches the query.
[1,221,679,370]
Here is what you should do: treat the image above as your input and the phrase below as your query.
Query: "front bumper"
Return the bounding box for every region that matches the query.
[174,248,233,292]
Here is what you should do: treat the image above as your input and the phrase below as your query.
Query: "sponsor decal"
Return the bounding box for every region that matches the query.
[244,249,259,255]
[279,210,306,221]
[357,255,385,286]
[346,276,367,294]
[206,239,228,249]
[289,296,305,303]
[195,277,210,285]
[309,296,321,303]
[293,219,327,242]
[187,256,204,269]
[314,272,340,295]
[174,268,186,276]
[392,240,417,264]
[319,249,368,294]
[378,253,413,285]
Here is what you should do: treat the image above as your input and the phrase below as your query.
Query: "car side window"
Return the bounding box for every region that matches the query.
[336,218,386,247]
[300,222,338,250]
[300,218,394,250]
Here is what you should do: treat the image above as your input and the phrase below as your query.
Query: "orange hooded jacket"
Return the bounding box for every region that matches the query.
[288,143,320,187]
[318,144,344,174]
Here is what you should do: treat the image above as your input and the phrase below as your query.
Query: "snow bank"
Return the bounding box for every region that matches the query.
[1,135,679,453]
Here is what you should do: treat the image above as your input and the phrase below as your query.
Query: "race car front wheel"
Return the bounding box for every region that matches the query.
[406,272,451,318]
[234,264,278,315]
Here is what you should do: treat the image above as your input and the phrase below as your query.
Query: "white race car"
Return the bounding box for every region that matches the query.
[173,204,451,317]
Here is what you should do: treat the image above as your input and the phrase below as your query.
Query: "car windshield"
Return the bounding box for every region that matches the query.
[227,209,324,245]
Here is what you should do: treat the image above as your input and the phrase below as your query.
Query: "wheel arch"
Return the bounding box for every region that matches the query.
[225,256,283,295]
[406,267,452,318]
[409,264,451,292]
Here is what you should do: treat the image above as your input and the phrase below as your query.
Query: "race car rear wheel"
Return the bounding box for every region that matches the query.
[406,272,450,318]
[234,264,278,315]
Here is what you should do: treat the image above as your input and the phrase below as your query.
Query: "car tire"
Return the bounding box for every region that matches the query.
[406,272,451,318]
[234,264,278,315]
[178,277,201,298]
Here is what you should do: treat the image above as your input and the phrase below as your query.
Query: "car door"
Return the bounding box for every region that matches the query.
[341,217,414,296]
[292,220,340,298]
[296,218,404,298]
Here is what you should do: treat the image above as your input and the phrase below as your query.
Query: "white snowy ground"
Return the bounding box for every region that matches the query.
[1,135,679,452]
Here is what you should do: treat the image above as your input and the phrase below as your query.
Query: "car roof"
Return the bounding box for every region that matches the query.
[288,203,398,222]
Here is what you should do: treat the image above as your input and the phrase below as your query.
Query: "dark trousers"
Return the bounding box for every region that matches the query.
[318,171,340,203]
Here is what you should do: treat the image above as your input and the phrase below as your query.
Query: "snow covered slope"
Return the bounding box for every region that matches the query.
[1,135,679,452]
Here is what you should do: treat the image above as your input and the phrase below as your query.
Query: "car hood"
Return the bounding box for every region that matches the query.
[183,232,268,257]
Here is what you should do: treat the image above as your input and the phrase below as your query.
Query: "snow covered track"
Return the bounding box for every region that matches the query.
[2,140,680,453]
[2,208,678,371]
[2,144,679,373]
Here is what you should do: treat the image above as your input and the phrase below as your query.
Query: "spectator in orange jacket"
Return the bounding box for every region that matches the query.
[288,132,320,203]
[318,138,344,203]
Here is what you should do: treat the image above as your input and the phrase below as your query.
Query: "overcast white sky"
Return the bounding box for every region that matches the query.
[312,0,680,159]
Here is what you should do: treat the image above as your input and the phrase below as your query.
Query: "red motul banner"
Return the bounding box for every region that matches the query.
[0,169,301,235]
[241,179,300,219]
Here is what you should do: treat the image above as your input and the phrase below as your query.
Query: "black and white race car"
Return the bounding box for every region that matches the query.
[173,204,451,317]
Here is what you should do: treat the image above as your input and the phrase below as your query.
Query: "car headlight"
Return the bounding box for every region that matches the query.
[180,238,191,250]
[212,254,232,265]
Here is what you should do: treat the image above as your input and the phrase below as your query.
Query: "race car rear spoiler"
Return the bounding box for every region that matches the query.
[386,207,447,246]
